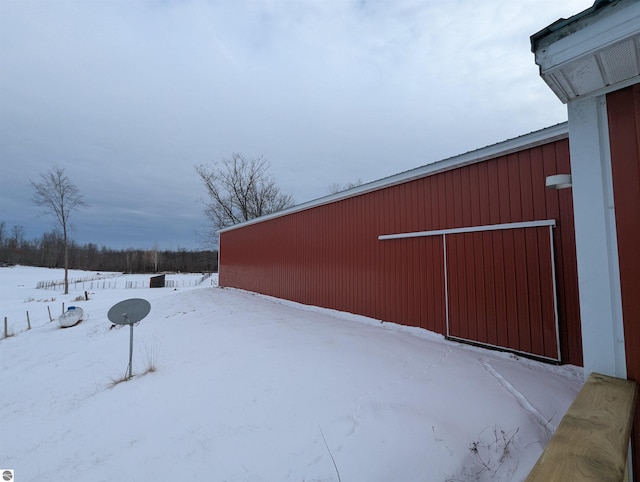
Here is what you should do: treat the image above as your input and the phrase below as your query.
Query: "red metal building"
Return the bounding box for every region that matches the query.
[218,0,640,475]
[219,123,582,366]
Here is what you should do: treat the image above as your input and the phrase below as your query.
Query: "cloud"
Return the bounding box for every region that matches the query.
[0,0,593,249]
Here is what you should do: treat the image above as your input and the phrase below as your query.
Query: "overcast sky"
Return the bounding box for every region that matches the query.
[0,0,593,251]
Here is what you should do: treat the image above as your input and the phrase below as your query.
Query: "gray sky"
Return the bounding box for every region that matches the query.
[0,0,593,251]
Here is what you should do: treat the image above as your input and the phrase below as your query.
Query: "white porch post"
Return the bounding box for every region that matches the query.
[567,95,626,378]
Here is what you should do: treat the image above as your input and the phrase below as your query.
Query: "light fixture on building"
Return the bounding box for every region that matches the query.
[546,174,572,190]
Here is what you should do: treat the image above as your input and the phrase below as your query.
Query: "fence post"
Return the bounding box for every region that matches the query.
[4,317,7,338]
[26,311,31,330]
[47,306,53,322]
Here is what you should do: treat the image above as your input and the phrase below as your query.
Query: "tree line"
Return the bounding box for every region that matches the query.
[0,223,217,274]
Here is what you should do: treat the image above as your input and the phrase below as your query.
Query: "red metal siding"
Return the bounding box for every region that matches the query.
[607,84,640,478]
[219,138,582,365]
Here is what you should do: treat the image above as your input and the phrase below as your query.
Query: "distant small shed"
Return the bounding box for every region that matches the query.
[149,274,165,288]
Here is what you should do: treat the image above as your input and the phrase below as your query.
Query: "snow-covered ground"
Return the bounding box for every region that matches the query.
[0,265,582,482]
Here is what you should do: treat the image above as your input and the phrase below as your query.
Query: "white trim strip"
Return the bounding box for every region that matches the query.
[548,224,562,362]
[443,234,450,338]
[378,219,556,241]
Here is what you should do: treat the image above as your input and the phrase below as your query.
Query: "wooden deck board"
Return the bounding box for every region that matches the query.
[526,372,637,482]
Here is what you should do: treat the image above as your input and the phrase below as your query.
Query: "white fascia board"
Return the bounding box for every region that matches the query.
[535,0,640,71]
[219,123,568,233]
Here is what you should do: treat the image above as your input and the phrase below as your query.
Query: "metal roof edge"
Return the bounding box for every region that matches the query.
[218,122,569,233]
[530,0,615,52]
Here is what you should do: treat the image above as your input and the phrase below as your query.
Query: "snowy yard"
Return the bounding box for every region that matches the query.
[0,266,582,481]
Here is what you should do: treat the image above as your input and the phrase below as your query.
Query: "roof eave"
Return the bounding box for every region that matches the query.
[219,123,569,234]
[531,0,640,104]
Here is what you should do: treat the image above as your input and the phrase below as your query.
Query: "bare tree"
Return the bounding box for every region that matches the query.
[145,242,161,272]
[195,153,293,234]
[328,179,364,194]
[31,166,88,294]
[11,225,25,248]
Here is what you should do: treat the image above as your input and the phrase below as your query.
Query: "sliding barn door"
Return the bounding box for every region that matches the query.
[445,225,560,361]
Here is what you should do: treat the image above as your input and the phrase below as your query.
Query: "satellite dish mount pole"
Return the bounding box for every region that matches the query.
[122,313,133,380]
[107,299,151,382]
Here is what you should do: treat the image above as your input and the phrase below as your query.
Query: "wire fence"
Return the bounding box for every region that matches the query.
[36,273,215,291]
[36,273,121,290]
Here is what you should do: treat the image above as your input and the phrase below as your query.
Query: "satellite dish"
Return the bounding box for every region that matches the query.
[108,298,151,325]
[107,298,151,380]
